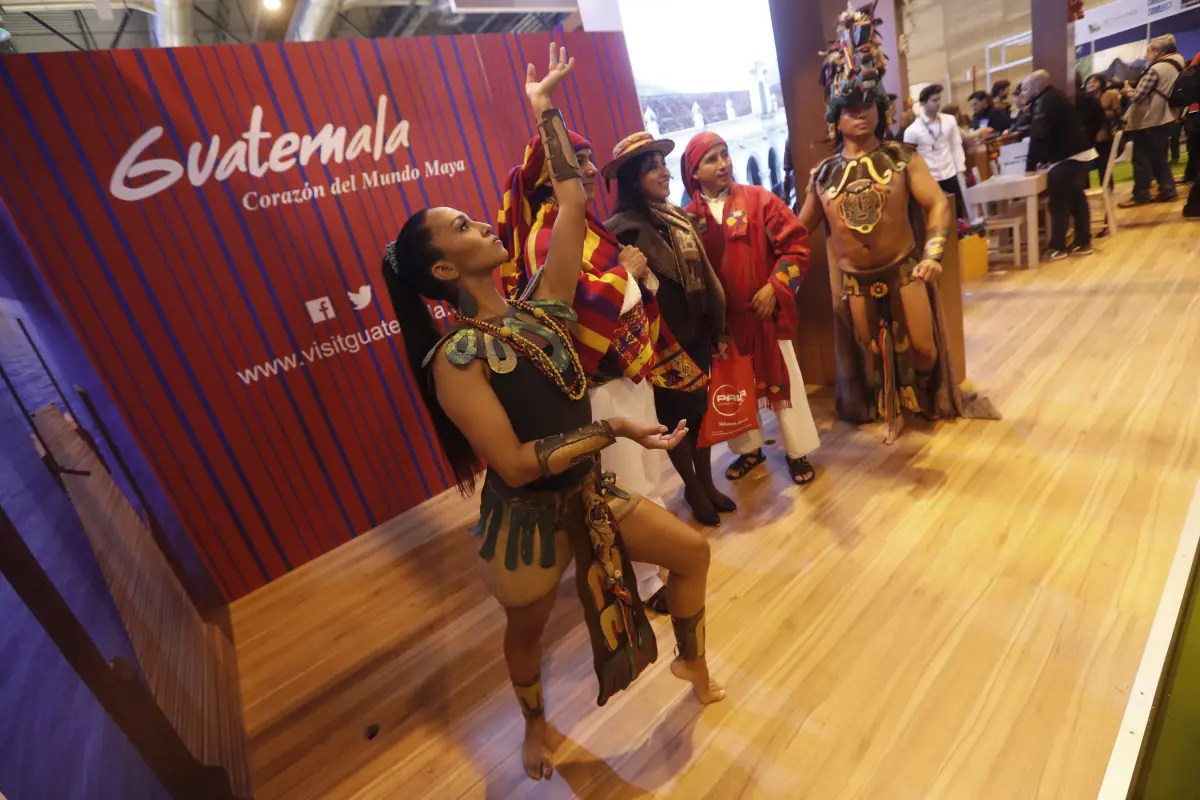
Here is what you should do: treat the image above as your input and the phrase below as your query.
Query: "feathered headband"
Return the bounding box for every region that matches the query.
[819,0,890,135]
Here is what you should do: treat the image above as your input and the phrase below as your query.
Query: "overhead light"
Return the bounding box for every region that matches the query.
[263,0,282,10]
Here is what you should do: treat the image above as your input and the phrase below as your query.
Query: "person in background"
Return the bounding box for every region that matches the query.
[904,84,969,221]
[968,90,1012,136]
[1022,70,1096,260]
[992,79,1014,114]
[1080,74,1123,190]
[603,133,736,527]
[1009,84,1034,138]
[1183,51,1200,220]
[681,132,822,486]
[1120,34,1186,207]
[883,93,902,140]
[942,103,970,131]
[1181,50,1200,189]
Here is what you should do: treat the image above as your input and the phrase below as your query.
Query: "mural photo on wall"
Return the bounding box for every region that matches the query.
[618,0,790,204]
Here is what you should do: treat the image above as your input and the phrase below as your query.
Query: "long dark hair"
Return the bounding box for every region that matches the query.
[383,210,484,494]
[613,151,657,218]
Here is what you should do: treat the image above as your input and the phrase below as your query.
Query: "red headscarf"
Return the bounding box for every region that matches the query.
[681,132,726,200]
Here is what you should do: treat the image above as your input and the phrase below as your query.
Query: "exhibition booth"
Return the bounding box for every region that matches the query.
[1,0,1193,797]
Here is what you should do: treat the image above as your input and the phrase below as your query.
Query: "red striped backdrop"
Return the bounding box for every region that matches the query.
[0,33,643,600]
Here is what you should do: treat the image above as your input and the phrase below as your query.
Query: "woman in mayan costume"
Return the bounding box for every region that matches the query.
[384,46,725,783]
[495,119,711,610]
[799,2,999,443]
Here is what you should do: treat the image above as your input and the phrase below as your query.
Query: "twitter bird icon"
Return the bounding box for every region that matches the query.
[348,285,373,311]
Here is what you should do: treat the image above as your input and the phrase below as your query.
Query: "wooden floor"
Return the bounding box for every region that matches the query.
[231,201,1200,800]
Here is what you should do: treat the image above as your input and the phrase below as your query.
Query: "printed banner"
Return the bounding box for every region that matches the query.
[1075,0,1196,44]
[0,33,643,599]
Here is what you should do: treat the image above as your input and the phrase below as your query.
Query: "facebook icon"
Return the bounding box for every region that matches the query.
[305,297,336,324]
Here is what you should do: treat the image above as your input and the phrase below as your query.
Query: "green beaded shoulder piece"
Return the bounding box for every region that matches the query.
[422,327,520,375]
[517,271,580,324]
[522,298,577,323]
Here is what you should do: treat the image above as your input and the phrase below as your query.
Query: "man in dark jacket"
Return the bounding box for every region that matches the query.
[968,90,1012,134]
[1022,70,1097,259]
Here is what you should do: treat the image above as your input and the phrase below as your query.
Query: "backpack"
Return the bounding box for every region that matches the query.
[1167,60,1199,109]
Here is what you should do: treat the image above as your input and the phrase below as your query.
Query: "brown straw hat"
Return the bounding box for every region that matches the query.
[600,131,676,181]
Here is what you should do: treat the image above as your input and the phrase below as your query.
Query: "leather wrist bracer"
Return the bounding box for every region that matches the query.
[537,108,582,183]
[534,420,616,478]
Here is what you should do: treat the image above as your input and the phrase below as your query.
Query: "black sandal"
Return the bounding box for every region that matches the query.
[725,449,767,481]
[645,587,669,615]
[787,456,816,486]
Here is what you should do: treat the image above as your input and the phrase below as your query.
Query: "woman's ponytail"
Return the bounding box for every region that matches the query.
[384,210,484,494]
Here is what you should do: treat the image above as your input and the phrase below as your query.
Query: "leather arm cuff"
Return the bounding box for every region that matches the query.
[537,108,582,183]
[534,420,616,478]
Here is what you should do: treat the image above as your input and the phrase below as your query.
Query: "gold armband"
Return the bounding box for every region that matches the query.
[537,108,581,183]
[922,228,949,263]
[534,420,615,477]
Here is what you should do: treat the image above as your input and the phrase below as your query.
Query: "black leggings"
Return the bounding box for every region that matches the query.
[1047,159,1091,251]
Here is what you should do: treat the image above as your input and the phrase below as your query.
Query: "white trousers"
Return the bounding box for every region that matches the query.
[730,341,821,459]
[590,378,666,597]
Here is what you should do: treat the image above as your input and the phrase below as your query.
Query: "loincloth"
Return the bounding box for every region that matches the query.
[834,251,999,433]
[471,467,656,706]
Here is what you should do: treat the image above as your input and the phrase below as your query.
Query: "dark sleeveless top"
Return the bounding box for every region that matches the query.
[435,299,593,492]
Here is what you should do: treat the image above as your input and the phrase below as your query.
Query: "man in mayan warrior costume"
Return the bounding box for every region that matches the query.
[798,2,999,443]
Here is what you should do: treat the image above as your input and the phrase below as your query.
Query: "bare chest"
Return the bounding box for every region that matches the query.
[820,169,910,236]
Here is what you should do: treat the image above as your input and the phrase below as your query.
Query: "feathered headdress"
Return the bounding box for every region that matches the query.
[819,1,889,136]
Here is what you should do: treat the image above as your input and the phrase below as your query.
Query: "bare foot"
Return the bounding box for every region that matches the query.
[522,717,553,781]
[670,657,727,704]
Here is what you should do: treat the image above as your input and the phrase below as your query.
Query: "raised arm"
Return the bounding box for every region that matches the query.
[433,356,686,489]
[905,153,951,282]
[527,45,588,305]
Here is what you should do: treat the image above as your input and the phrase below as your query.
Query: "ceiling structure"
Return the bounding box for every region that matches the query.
[0,0,576,54]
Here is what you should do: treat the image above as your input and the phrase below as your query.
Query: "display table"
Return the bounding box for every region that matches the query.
[964,172,1049,269]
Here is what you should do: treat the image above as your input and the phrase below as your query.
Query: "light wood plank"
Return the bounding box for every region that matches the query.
[232,202,1200,800]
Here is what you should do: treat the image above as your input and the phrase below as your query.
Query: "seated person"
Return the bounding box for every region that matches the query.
[968,90,1012,136]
